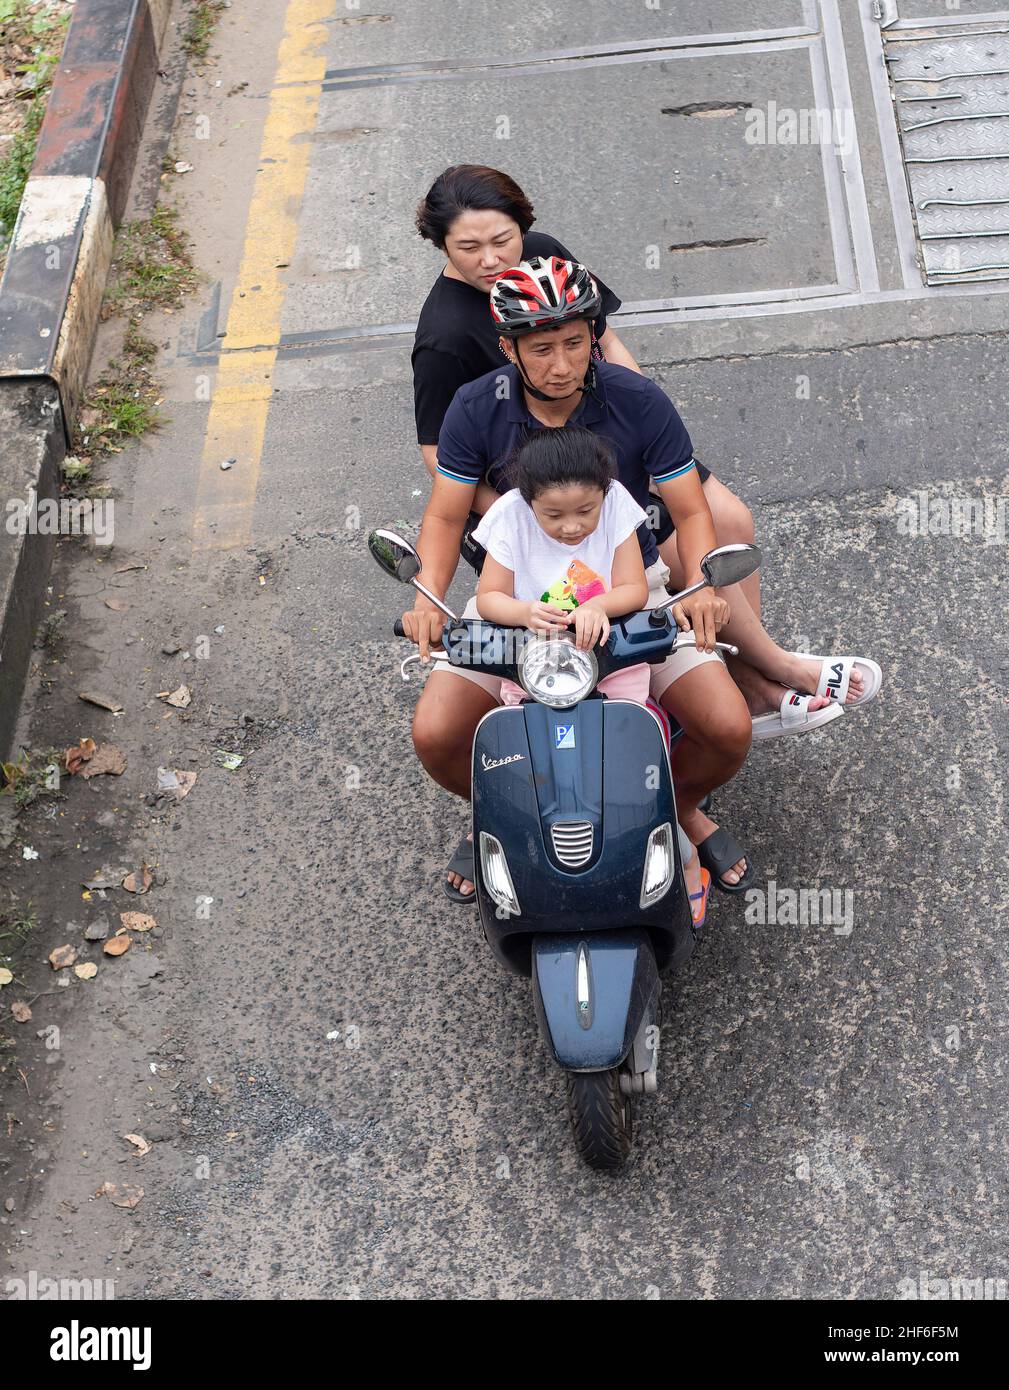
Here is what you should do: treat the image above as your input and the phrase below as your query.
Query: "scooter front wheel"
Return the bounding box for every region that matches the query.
[565,1069,633,1170]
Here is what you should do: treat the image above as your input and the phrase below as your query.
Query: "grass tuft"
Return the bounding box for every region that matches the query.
[182,0,227,62]
[77,326,164,456]
[1,745,61,811]
[108,204,198,315]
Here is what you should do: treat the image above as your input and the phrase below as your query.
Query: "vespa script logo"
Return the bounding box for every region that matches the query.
[480,752,525,772]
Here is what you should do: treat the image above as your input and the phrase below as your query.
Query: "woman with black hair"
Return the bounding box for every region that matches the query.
[413,164,640,490]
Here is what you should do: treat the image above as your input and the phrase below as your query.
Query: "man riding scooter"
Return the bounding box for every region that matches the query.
[402,256,757,902]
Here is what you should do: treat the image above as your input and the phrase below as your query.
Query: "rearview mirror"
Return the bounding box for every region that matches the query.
[368,529,421,583]
[700,543,762,590]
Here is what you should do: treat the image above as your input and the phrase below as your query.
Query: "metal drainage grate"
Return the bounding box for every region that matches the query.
[887,22,1009,284]
[550,822,594,869]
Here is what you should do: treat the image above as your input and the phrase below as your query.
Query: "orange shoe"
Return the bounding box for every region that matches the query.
[690,867,712,929]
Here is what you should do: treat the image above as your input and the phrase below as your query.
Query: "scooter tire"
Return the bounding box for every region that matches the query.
[565,1069,634,1171]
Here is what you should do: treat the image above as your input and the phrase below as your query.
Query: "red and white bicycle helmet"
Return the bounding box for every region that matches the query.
[490,256,602,336]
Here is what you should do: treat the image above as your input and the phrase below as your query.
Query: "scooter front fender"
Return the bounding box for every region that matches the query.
[532,930,659,1071]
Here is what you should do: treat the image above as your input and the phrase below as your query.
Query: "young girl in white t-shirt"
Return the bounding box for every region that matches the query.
[473,426,651,702]
[473,426,711,927]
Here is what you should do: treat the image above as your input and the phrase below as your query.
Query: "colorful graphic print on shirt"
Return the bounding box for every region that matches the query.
[541,557,608,610]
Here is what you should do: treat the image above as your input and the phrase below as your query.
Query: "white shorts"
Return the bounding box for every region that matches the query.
[436,559,723,704]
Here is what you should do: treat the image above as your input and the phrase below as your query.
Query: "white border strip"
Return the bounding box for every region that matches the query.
[820,0,880,293]
[809,37,859,289]
[859,0,922,289]
[612,275,1009,327]
[886,10,1009,30]
[618,284,844,313]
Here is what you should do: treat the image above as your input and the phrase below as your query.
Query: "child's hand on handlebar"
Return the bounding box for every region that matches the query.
[527,600,571,636]
[571,602,610,652]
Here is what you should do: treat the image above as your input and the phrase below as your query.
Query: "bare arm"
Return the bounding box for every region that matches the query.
[567,533,649,651]
[420,443,501,516]
[656,469,728,651]
[401,474,475,660]
[477,553,570,634]
[588,531,648,616]
[598,325,641,374]
[656,469,715,586]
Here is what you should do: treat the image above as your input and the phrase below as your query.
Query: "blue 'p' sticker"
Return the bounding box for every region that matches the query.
[555,724,576,749]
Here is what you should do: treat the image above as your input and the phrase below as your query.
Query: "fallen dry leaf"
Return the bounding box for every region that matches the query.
[74,962,98,980]
[82,866,127,891]
[158,684,192,709]
[122,864,153,894]
[0,968,12,987]
[95,1181,144,1210]
[104,598,129,611]
[156,767,197,800]
[120,912,155,933]
[77,692,124,714]
[49,945,77,970]
[64,737,97,774]
[79,744,126,779]
[11,1001,31,1023]
[173,770,196,799]
[103,935,131,957]
[123,1133,152,1157]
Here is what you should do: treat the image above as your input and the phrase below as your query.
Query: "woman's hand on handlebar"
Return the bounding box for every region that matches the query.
[401,604,447,663]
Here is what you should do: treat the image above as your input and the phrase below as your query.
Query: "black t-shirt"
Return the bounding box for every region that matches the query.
[412,230,621,445]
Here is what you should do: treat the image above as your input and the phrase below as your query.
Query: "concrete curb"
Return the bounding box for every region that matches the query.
[0,0,174,760]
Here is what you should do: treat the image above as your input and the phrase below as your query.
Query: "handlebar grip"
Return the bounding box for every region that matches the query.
[393,619,406,638]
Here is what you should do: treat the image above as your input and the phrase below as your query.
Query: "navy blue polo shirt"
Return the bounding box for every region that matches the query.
[435,361,698,569]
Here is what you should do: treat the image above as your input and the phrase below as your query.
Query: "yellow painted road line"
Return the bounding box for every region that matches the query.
[193,0,335,549]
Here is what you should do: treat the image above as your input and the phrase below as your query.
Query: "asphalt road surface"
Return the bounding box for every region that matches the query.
[1,0,1008,1300]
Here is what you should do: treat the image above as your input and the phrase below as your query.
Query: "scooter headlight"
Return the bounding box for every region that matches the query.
[479,832,521,917]
[517,635,598,709]
[640,822,675,908]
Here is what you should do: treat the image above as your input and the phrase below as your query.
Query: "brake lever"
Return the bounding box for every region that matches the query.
[400,651,450,681]
[671,637,739,657]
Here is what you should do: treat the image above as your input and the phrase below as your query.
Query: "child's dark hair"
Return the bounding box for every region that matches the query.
[509,427,616,504]
[415,165,535,248]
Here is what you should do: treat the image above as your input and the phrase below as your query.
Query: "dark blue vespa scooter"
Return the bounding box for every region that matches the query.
[369,529,761,1169]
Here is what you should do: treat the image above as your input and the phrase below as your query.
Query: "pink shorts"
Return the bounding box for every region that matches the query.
[500,662,652,707]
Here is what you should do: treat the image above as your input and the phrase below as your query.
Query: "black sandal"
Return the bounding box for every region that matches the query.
[443,835,477,905]
[696,826,756,896]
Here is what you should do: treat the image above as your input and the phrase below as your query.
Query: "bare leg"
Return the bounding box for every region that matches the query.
[659,476,864,712]
[412,671,498,896]
[659,662,752,887]
[703,475,761,618]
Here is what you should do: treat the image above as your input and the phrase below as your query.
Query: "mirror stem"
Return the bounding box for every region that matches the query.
[653,577,708,613]
[411,578,460,622]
